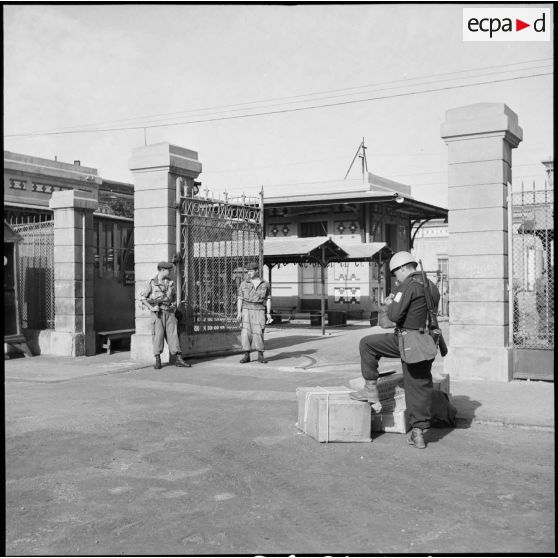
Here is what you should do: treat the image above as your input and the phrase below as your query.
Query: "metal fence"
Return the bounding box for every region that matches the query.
[510,181,554,350]
[178,190,263,337]
[422,270,449,317]
[11,220,55,330]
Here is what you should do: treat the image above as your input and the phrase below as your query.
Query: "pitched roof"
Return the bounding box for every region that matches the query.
[263,236,391,265]
[4,221,23,243]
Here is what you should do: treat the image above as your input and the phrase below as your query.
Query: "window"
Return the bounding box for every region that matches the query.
[301,264,325,295]
[437,257,449,276]
[299,221,327,238]
[384,223,398,251]
[94,218,134,281]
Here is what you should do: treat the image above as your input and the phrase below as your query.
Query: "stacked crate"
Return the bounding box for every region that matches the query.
[296,373,451,442]
[349,372,451,434]
[295,386,372,443]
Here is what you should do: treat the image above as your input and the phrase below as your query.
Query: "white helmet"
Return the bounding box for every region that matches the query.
[389,251,417,272]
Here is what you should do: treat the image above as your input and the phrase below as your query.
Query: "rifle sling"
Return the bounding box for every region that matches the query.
[419,264,439,330]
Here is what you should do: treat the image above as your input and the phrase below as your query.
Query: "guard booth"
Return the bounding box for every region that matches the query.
[263,236,392,334]
[4,222,31,357]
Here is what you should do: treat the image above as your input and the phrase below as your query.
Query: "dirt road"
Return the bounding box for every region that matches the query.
[5,346,554,555]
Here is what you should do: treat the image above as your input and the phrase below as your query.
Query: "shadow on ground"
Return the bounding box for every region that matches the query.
[267,323,372,332]
[262,334,331,351]
[451,395,482,428]
[371,394,482,445]
[371,427,456,445]
[265,349,318,362]
[190,335,328,364]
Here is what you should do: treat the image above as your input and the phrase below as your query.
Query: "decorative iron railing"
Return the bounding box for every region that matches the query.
[11,220,55,330]
[178,188,263,336]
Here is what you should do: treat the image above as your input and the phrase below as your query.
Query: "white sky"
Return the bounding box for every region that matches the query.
[3,3,554,208]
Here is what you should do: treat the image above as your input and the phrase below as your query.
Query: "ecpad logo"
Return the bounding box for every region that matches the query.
[463,8,551,41]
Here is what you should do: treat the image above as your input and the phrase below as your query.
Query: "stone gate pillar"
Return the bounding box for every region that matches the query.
[49,190,99,356]
[441,103,522,381]
[128,142,202,362]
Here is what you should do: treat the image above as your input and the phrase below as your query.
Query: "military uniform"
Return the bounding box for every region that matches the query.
[139,261,190,369]
[238,279,270,350]
[237,262,271,363]
[357,271,440,432]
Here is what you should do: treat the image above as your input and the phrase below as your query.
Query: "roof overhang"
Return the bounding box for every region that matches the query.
[333,241,393,263]
[263,236,392,266]
[264,237,346,265]
[4,221,23,243]
[264,192,447,221]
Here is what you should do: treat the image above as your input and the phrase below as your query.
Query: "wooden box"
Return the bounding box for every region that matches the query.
[378,391,406,413]
[349,372,450,398]
[348,372,404,400]
[371,409,409,434]
[433,373,450,395]
[296,386,372,443]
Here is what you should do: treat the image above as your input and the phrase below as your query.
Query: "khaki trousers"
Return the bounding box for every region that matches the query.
[152,310,181,356]
[241,308,266,351]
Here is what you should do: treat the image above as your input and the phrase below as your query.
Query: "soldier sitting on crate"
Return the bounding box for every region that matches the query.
[139,261,191,370]
[350,251,440,450]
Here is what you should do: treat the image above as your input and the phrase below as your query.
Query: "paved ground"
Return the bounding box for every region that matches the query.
[4,323,555,555]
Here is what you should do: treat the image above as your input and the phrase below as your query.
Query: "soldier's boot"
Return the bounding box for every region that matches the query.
[349,380,380,403]
[154,355,162,370]
[174,353,191,368]
[239,352,251,364]
[407,427,426,449]
[257,351,268,363]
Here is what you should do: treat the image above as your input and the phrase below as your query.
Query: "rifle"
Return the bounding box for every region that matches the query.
[418,260,448,357]
[140,300,159,312]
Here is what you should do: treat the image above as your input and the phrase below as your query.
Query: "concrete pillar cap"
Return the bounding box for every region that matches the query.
[49,189,99,210]
[129,142,202,176]
[441,102,523,147]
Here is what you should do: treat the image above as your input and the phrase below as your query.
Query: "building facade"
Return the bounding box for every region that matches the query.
[263,173,447,320]
[411,218,449,315]
[4,151,135,349]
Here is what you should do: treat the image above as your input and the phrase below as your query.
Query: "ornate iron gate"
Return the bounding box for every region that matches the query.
[177,186,263,347]
[509,180,554,380]
[11,220,55,330]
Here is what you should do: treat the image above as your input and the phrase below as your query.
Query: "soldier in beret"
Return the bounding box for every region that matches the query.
[139,261,191,370]
[237,262,272,363]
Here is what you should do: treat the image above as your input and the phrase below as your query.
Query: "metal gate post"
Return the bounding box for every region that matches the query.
[507,181,514,350]
[321,245,326,335]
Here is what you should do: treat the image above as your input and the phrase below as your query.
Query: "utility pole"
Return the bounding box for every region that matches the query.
[344,137,368,183]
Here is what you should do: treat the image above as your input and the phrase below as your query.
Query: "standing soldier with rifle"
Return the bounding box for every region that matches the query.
[350,251,445,449]
[139,261,191,370]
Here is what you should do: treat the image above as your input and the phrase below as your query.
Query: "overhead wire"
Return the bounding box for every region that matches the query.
[4,67,552,138]
[119,63,552,128]
[11,57,552,134]
[79,62,555,129]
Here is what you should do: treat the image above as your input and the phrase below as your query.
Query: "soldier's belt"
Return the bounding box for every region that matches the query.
[243,303,266,310]
[394,327,421,334]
